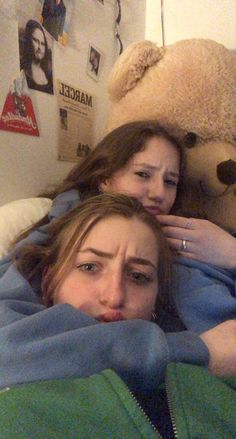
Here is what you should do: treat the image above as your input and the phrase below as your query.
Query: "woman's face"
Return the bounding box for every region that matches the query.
[53,215,159,322]
[31,28,46,61]
[100,136,180,216]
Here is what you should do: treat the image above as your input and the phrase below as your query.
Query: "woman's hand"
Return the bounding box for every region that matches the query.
[200,320,236,377]
[158,215,236,269]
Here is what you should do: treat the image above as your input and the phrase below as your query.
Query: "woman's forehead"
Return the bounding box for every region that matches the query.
[77,215,159,263]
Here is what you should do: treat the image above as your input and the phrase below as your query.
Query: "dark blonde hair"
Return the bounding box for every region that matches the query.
[15,193,172,311]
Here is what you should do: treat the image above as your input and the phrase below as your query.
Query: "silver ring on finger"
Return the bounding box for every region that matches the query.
[181,239,187,251]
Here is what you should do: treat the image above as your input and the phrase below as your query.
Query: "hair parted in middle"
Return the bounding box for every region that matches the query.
[15,120,184,244]
[22,19,50,77]
[15,193,172,311]
[56,120,184,202]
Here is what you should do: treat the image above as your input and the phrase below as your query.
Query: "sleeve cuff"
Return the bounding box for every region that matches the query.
[166,331,209,367]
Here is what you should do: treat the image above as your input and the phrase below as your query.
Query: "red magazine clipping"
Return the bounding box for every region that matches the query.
[0,71,39,136]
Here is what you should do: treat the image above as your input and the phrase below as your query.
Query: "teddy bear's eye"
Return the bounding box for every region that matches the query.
[184,132,198,148]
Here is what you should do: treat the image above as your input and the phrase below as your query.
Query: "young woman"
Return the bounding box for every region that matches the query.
[17,193,171,316]
[0,121,235,388]
[0,192,236,395]
[11,118,234,333]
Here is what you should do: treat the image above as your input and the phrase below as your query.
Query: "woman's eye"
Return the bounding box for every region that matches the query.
[165,179,178,187]
[77,263,98,273]
[127,269,152,285]
[135,171,150,179]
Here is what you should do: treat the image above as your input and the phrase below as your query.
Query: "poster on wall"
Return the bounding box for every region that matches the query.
[38,0,74,46]
[57,80,94,162]
[18,18,54,95]
[0,72,39,137]
[87,44,103,81]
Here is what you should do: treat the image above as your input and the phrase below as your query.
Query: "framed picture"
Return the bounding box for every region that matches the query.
[18,18,53,94]
[87,44,102,81]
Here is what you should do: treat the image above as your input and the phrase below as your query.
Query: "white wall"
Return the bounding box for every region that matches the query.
[0,0,146,205]
[1,0,234,206]
[146,0,236,49]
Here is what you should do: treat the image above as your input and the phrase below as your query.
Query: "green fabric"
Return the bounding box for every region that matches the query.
[166,363,236,438]
[0,369,158,439]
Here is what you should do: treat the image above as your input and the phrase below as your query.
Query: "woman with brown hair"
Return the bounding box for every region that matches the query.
[0,120,235,395]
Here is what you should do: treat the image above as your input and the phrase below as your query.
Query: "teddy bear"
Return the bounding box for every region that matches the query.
[106,39,236,232]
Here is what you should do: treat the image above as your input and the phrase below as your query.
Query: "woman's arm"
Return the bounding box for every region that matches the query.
[200,320,236,377]
[2,293,236,392]
[170,257,236,333]
[0,284,208,393]
[2,266,236,392]
[0,264,208,392]
[158,215,236,270]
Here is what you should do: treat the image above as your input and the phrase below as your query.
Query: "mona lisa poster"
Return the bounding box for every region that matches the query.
[18,18,54,95]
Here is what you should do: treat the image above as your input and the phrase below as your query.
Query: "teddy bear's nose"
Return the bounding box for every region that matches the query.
[217,159,236,185]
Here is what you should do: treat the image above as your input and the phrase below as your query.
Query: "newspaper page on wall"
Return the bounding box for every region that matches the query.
[57,80,94,162]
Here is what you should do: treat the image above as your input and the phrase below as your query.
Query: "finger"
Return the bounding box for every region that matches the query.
[178,250,199,260]
[166,238,199,258]
[162,226,194,241]
[165,237,189,252]
[158,215,194,229]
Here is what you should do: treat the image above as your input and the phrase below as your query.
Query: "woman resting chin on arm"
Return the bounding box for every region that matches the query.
[0,192,235,394]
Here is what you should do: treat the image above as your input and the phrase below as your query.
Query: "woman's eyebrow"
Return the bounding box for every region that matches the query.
[132,162,179,178]
[79,248,113,257]
[79,248,157,269]
[126,257,157,270]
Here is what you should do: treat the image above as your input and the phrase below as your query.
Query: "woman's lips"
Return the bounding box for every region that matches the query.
[98,311,125,323]
[144,206,163,215]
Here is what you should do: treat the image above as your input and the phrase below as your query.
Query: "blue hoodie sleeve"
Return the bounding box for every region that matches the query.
[0,265,209,393]
[171,256,236,334]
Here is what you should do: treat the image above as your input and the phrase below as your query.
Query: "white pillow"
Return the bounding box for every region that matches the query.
[0,198,52,259]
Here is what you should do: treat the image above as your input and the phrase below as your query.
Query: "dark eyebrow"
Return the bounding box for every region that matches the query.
[79,248,157,270]
[132,162,179,179]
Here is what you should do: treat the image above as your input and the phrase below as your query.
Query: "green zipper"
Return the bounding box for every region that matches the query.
[165,380,179,439]
[128,388,162,438]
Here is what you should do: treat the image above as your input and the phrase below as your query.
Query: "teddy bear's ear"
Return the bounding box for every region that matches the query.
[108,40,164,102]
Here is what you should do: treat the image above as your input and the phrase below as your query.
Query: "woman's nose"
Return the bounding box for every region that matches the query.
[99,272,125,309]
[148,178,165,201]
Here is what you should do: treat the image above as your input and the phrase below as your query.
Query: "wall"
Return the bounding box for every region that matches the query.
[0,0,146,205]
[1,0,234,206]
[145,0,236,49]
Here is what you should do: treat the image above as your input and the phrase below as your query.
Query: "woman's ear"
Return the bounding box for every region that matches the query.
[99,180,110,192]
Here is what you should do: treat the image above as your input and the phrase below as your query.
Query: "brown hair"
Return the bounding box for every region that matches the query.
[15,120,184,242]
[56,120,184,198]
[15,193,172,312]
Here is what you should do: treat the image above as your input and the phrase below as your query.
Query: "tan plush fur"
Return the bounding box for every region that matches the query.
[106,39,236,231]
